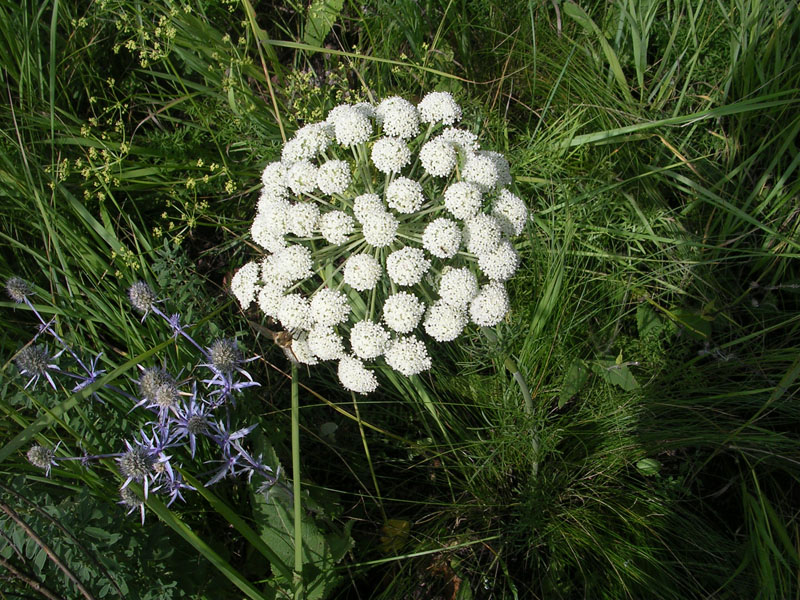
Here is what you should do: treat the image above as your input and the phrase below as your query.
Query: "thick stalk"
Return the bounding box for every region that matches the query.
[291,363,304,599]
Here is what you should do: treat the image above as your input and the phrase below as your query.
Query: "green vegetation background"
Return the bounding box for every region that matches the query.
[0,0,798,598]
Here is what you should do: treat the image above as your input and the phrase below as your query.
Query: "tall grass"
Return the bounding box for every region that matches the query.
[1,0,798,598]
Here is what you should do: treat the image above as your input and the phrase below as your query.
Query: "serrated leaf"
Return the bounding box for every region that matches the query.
[592,360,640,391]
[303,0,344,48]
[559,359,590,407]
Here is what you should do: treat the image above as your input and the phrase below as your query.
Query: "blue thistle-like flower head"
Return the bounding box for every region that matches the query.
[6,277,33,303]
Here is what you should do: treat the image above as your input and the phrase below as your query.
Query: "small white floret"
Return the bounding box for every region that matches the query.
[371,137,412,174]
[382,291,425,333]
[386,247,431,287]
[469,282,510,327]
[386,177,425,214]
[343,254,382,291]
[422,218,461,259]
[384,336,432,376]
[338,355,379,394]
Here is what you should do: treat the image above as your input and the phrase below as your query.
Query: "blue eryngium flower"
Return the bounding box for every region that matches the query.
[15,344,63,390]
[171,389,210,458]
[201,338,260,405]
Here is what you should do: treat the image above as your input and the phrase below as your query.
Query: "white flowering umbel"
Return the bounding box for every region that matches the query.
[234,92,529,394]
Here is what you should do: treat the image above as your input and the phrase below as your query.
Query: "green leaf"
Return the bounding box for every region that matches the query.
[592,360,640,391]
[559,359,590,407]
[670,307,713,340]
[303,0,344,48]
[251,489,353,599]
[636,458,662,476]
[636,304,663,338]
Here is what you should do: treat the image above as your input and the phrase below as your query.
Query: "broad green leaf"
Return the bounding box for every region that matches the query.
[636,458,662,476]
[670,307,713,340]
[592,359,640,391]
[636,304,663,338]
[303,0,344,48]
[559,359,590,407]
[251,489,353,600]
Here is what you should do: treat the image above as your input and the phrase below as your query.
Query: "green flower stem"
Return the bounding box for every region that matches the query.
[483,328,539,476]
[352,391,387,522]
[291,363,304,599]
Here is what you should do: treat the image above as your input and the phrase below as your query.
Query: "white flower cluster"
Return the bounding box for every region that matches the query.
[235,92,529,394]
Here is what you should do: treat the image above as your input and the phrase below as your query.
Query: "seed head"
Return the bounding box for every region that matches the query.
[128,281,157,314]
[6,277,33,303]
[16,346,51,377]
[208,338,242,374]
[27,445,55,470]
[118,447,154,482]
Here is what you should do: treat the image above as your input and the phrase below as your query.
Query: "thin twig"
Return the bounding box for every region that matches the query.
[0,554,65,600]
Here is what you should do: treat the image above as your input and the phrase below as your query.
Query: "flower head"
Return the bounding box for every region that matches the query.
[338,355,378,394]
[238,95,524,393]
[372,137,412,174]
[231,262,261,310]
[319,210,355,245]
[386,247,430,287]
[27,445,57,476]
[383,291,425,333]
[384,336,432,376]
[317,160,352,195]
[418,91,462,125]
[375,96,419,139]
[6,277,33,303]
[343,254,382,291]
[128,281,157,315]
[419,138,457,177]
[15,345,59,389]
